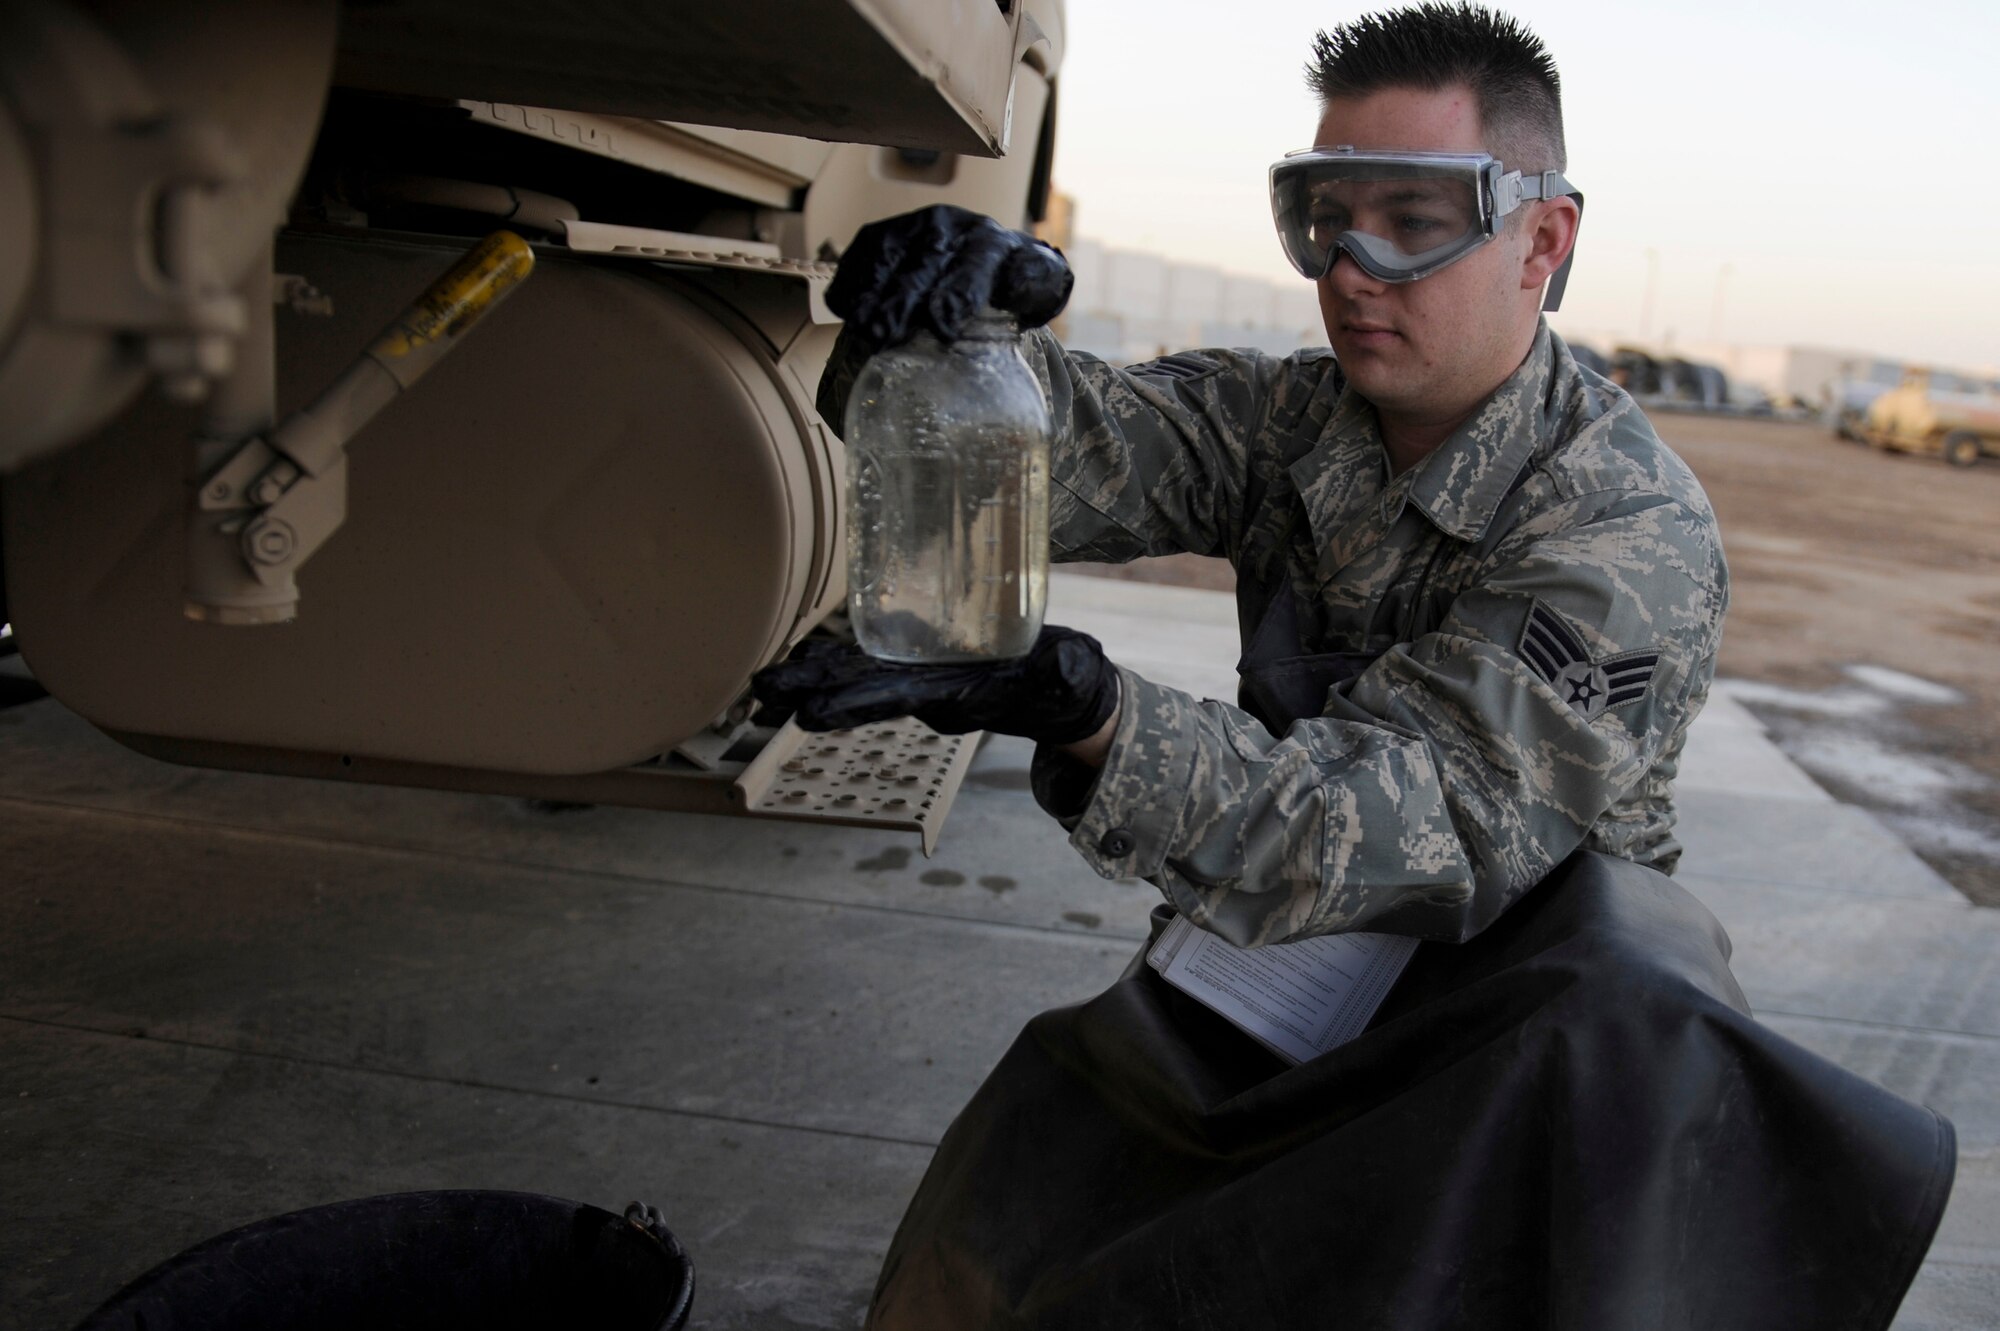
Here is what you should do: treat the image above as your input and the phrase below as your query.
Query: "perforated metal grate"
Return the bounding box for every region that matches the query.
[732,716,981,855]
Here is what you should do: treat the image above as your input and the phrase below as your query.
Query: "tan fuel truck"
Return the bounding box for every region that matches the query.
[0,0,1064,852]
[1863,367,2000,467]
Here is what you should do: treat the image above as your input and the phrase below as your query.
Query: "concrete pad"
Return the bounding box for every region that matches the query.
[1761,1016,2000,1149]
[0,799,1132,1146]
[1048,572,1242,702]
[1676,712,1834,802]
[4,571,1991,1325]
[1675,790,1963,902]
[0,704,1161,942]
[1680,874,2000,1038]
[1888,1145,2000,1331]
[1896,1148,2000,1331]
[1893,1259,2000,1331]
[1048,569,1239,628]
[1,1019,929,1331]
[1932,1157,2000,1278]
[1694,688,1775,731]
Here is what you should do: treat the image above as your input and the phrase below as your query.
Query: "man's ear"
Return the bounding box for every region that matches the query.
[1521,197,1580,294]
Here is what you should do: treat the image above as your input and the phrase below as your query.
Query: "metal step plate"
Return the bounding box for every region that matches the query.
[734,716,981,856]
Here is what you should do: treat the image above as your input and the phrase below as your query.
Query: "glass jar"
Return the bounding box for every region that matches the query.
[844,312,1051,662]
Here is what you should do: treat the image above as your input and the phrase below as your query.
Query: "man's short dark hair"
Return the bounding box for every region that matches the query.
[1305,3,1566,173]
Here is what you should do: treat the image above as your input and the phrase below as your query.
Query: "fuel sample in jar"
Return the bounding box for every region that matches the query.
[843,312,1051,662]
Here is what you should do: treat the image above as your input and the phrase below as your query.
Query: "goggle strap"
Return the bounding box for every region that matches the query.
[1542,190,1584,312]
[1542,251,1574,312]
[1495,169,1578,215]
[1521,169,1576,203]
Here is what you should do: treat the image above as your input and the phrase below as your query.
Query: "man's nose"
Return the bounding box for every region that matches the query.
[1323,249,1385,302]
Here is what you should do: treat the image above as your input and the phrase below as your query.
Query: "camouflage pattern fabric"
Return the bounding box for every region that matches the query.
[1010,321,1729,946]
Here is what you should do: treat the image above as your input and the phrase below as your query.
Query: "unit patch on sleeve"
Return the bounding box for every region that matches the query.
[1518,601,1659,721]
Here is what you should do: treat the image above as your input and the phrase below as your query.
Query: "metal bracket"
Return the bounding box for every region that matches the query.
[186,231,534,624]
[556,220,836,323]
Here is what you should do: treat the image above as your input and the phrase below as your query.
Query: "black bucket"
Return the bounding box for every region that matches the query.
[74,1191,695,1331]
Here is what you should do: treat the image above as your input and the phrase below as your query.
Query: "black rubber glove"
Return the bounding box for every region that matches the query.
[825,204,1073,348]
[752,625,1119,747]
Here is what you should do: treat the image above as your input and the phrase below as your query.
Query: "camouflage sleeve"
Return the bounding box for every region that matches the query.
[1038,488,1727,946]
[1018,331,1285,564]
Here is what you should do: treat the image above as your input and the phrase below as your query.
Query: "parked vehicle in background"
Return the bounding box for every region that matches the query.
[1824,358,1907,440]
[1604,347,1731,411]
[1864,368,2000,467]
[1725,381,1775,416]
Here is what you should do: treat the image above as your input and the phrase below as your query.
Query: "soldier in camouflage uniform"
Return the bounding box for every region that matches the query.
[1017,319,1724,946]
[765,6,1725,951]
[757,8,1956,1327]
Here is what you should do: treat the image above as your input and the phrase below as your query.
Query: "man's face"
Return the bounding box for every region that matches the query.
[1311,85,1541,424]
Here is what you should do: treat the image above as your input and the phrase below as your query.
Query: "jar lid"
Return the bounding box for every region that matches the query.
[955,307,1022,341]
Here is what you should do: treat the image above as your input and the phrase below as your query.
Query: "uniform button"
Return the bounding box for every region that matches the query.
[1099,828,1136,857]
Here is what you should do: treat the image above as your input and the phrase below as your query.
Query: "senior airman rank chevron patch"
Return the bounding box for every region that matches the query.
[1519,601,1659,721]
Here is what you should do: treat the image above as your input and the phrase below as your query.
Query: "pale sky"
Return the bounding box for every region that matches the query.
[1052,0,1998,369]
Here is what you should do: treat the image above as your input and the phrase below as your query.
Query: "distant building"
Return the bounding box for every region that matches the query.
[1061,235,1323,365]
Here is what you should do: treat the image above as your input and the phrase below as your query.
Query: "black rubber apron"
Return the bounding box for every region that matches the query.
[866,583,1957,1331]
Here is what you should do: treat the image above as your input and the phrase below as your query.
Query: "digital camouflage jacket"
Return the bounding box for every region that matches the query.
[1025,321,1729,946]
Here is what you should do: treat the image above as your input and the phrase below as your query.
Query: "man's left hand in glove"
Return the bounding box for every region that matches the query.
[751,625,1123,766]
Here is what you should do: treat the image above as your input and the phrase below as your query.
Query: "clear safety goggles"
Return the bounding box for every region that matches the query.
[1269,147,1582,311]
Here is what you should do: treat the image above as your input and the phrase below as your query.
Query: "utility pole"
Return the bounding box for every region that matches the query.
[1639,248,1660,344]
[1709,262,1732,343]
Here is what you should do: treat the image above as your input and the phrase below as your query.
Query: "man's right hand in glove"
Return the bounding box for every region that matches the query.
[825,204,1073,349]
[816,204,1073,463]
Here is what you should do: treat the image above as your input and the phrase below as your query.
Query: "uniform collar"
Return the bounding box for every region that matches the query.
[1398,320,1556,543]
[1293,319,1557,549]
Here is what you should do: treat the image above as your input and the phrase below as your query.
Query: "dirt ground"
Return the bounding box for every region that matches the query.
[1069,413,2000,907]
